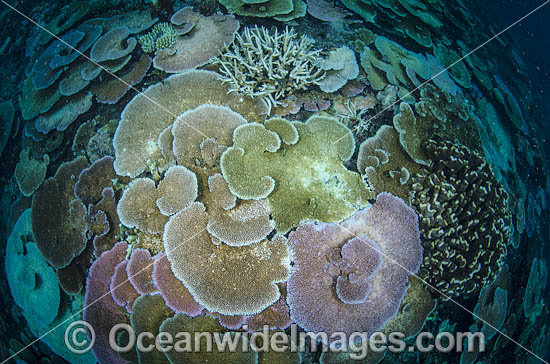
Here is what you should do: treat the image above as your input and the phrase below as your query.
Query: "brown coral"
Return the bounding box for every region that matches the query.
[411,137,511,299]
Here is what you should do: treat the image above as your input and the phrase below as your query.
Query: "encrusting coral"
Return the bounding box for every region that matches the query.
[211,26,325,114]
[411,137,511,299]
[221,115,373,233]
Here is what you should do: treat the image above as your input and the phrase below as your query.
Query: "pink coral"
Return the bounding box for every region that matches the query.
[286,192,422,336]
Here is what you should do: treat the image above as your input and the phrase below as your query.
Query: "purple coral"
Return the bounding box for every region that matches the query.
[110,260,139,313]
[152,253,203,316]
[334,236,383,305]
[127,248,157,295]
[83,242,129,364]
[286,192,422,336]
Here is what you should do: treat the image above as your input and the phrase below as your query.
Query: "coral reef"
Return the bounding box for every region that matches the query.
[153,7,239,73]
[287,192,422,336]
[524,257,547,323]
[138,22,177,53]
[14,149,49,197]
[411,138,511,298]
[113,69,267,179]
[31,156,89,269]
[164,202,291,315]
[211,26,325,113]
[221,115,372,233]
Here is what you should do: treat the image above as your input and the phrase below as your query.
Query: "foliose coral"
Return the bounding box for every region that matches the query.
[411,137,511,299]
[211,26,325,113]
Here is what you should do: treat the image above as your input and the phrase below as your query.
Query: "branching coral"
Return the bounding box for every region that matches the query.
[211,26,325,113]
[411,137,511,299]
[138,22,177,53]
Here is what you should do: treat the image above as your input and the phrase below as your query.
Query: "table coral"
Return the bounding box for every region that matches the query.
[31,156,89,269]
[14,149,49,197]
[410,137,511,299]
[163,202,291,315]
[222,115,373,233]
[83,242,130,364]
[317,46,360,93]
[152,252,204,316]
[113,69,267,179]
[90,26,137,63]
[211,25,324,113]
[286,192,422,336]
[219,0,295,18]
[153,7,239,73]
[6,209,60,330]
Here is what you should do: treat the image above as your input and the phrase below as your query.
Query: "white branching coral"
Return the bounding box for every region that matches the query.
[337,100,372,134]
[211,26,325,114]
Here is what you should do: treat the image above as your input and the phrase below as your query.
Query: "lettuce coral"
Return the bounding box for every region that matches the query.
[221,115,373,233]
[286,192,422,336]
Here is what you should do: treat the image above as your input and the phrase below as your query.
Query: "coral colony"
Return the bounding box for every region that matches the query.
[1,0,549,363]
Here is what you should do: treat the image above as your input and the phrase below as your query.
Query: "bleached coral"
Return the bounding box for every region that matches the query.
[211,26,325,114]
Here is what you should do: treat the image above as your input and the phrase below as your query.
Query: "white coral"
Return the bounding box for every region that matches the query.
[211,26,325,114]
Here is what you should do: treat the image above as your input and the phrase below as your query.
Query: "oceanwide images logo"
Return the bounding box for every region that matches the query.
[65,321,485,359]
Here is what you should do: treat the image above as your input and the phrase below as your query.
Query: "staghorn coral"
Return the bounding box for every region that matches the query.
[164,202,291,315]
[31,156,89,269]
[221,115,372,233]
[153,7,239,73]
[287,192,422,336]
[14,149,49,197]
[411,137,511,299]
[211,26,325,114]
[138,22,177,53]
[113,69,268,179]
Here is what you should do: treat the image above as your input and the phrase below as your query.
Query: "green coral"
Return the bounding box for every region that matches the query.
[219,0,305,19]
[138,22,177,53]
[220,115,373,233]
